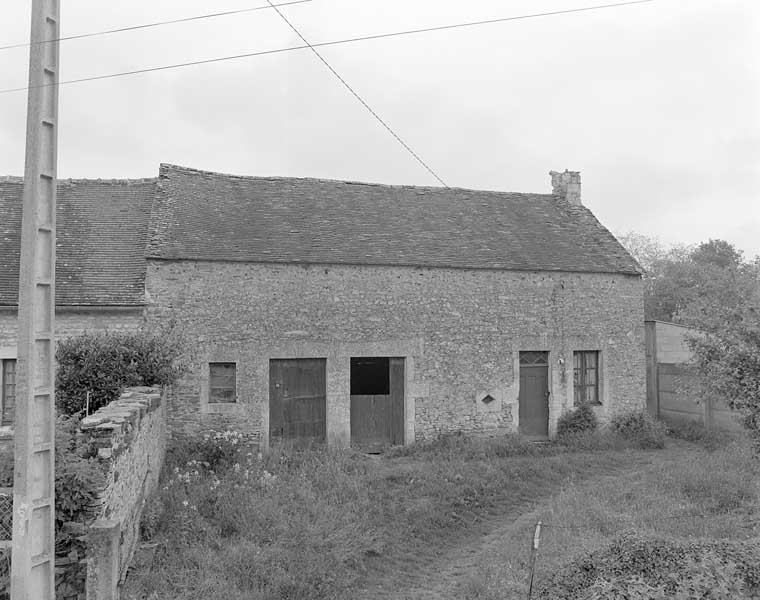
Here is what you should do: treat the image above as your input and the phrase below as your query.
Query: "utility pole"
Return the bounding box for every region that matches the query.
[11,0,60,598]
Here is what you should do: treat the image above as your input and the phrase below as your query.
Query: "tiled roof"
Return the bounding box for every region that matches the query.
[147,164,641,275]
[0,177,155,306]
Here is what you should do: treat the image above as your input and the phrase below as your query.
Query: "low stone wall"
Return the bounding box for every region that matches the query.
[80,387,166,599]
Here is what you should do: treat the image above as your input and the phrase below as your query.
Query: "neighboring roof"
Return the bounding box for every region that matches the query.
[0,177,155,306]
[148,164,642,275]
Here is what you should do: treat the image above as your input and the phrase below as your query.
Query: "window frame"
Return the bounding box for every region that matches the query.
[1,358,17,427]
[573,351,600,406]
[208,361,237,404]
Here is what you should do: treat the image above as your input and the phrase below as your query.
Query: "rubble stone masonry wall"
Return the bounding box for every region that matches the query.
[146,260,645,444]
[81,386,166,588]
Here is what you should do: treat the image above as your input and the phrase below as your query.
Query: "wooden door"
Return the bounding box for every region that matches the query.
[350,357,404,449]
[519,352,549,438]
[269,358,326,442]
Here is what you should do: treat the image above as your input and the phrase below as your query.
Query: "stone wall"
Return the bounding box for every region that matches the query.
[146,260,645,444]
[80,386,166,596]
[0,308,144,352]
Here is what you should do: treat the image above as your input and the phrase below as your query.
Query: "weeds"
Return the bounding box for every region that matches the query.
[464,439,760,599]
[666,419,741,451]
[127,431,650,599]
[611,410,667,449]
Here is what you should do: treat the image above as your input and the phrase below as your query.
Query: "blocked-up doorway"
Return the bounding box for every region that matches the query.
[350,357,404,449]
[269,358,327,443]
[518,351,549,438]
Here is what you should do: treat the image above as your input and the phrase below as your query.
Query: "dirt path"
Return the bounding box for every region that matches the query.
[356,441,698,600]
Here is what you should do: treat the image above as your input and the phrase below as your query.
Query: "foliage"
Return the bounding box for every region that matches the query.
[537,533,760,599]
[54,415,104,596]
[126,430,656,599]
[666,419,735,451]
[686,301,760,442]
[460,438,759,600]
[616,234,758,323]
[557,404,599,437]
[610,411,666,449]
[0,547,8,600]
[0,446,11,487]
[55,327,186,416]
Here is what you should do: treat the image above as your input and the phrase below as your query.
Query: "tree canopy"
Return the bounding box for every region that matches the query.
[617,233,760,440]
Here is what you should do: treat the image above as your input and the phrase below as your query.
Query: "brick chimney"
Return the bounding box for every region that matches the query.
[550,170,581,205]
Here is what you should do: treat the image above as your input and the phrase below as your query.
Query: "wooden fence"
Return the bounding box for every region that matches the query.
[656,363,743,432]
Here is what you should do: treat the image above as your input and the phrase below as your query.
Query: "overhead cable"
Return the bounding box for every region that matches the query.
[0,0,313,51]
[0,0,656,96]
[265,0,448,187]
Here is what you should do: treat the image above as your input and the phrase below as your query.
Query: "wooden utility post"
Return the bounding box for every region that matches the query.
[11,1,60,598]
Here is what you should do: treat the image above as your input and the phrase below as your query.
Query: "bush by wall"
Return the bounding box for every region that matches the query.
[56,329,185,415]
[611,411,667,449]
[557,404,599,437]
[52,415,105,597]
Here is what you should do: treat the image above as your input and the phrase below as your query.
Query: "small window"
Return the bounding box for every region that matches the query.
[350,357,390,395]
[209,362,236,403]
[573,351,600,406]
[1,359,16,426]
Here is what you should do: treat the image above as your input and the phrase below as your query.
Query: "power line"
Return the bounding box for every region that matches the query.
[0,0,313,52]
[265,0,448,187]
[0,0,656,96]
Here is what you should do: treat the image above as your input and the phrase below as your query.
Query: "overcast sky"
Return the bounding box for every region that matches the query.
[1,0,758,257]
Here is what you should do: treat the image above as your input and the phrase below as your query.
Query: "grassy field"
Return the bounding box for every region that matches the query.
[461,433,760,599]
[124,426,759,600]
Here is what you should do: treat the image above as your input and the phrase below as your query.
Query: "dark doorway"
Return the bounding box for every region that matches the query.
[518,351,549,438]
[350,357,404,450]
[269,358,326,443]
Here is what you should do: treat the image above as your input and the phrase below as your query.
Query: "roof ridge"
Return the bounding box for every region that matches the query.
[158,163,552,198]
[1,175,157,185]
[60,177,158,185]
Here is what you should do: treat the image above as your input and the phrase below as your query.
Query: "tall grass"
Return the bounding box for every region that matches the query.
[126,432,655,599]
[460,439,760,599]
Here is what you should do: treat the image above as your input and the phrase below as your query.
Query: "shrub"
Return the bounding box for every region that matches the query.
[557,404,599,437]
[56,328,186,415]
[611,411,667,449]
[0,445,12,487]
[53,415,105,597]
[666,419,732,451]
[537,533,760,599]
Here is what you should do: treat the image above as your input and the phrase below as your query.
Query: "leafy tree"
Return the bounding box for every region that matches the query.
[687,297,760,441]
[616,233,758,324]
[618,233,760,439]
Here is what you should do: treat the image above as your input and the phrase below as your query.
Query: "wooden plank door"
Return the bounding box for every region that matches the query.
[269,358,326,442]
[389,357,405,445]
[350,357,404,449]
[519,352,549,438]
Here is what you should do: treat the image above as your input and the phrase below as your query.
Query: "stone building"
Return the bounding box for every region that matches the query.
[0,176,151,439]
[0,165,645,448]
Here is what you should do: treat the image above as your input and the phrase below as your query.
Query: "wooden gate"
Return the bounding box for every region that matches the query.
[519,351,549,438]
[269,358,327,443]
[350,357,404,449]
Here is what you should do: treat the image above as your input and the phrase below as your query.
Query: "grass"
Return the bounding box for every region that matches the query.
[124,430,662,600]
[123,422,758,600]
[459,437,760,599]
